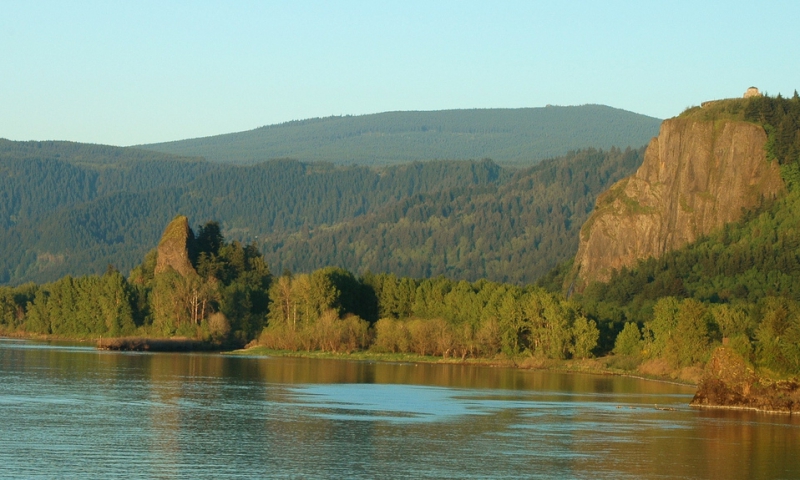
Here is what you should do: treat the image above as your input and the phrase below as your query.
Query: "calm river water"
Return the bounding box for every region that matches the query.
[1,339,798,479]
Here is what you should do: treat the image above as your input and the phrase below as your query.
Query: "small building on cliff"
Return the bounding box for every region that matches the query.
[744,86,761,98]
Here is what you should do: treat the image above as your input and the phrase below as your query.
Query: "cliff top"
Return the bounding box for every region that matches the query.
[681,98,752,123]
[158,215,191,246]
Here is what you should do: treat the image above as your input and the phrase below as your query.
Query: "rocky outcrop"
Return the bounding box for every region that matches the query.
[570,117,784,290]
[691,347,800,414]
[154,215,196,277]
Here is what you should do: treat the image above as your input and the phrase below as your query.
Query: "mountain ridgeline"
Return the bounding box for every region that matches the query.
[140,105,661,166]
[0,141,643,286]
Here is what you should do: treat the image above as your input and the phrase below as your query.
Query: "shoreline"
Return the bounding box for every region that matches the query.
[0,333,219,352]
[8,334,798,414]
[0,333,696,386]
[0,333,696,388]
[689,347,800,415]
[0,331,97,343]
[97,336,219,352]
[229,345,699,387]
[690,403,797,415]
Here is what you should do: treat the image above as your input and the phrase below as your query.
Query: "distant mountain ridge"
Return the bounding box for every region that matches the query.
[0,138,204,166]
[139,105,661,166]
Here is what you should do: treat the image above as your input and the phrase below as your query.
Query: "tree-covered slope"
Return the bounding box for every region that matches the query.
[575,177,800,323]
[0,154,509,284]
[0,155,214,230]
[260,147,643,284]
[0,137,643,286]
[139,105,661,166]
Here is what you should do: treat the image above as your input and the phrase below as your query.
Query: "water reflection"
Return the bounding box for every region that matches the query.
[1,339,798,479]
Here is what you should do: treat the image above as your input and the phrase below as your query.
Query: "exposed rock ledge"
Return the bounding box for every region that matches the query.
[154,215,196,277]
[570,117,784,291]
[690,347,800,414]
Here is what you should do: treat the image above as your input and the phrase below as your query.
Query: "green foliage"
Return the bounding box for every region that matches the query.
[372,318,412,353]
[0,144,642,287]
[0,219,617,364]
[642,297,680,360]
[265,147,644,284]
[3,219,271,345]
[262,271,600,360]
[743,94,800,166]
[0,154,507,284]
[570,99,800,376]
[680,94,800,167]
[0,283,37,331]
[711,304,754,339]
[753,297,800,376]
[613,322,642,356]
[642,298,712,368]
[141,106,661,166]
[672,299,713,367]
[575,185,800,336]
[22,271,136,338]
[570,316,599,359]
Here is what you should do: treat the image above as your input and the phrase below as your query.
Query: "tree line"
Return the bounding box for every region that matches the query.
[259,270,599,360]
[4,94,798,378]
[681,91,800,167]
[0,219,599,360]
[2,210,799,377]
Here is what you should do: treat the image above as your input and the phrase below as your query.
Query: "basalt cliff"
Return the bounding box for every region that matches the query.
[569,116,784,291]
[154,215,196,278]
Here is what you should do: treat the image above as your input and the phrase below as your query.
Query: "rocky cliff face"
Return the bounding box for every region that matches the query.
[571,117,784,290]
[154,215,196,277]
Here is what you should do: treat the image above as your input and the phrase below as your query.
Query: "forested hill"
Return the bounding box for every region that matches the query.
[139,105,661,166]
[0,155,500,284]
[260,147,644,283]
[0,138,643,286]
[0,138,205,166]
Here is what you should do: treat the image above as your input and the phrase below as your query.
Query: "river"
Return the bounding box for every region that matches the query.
[1,338,798,479]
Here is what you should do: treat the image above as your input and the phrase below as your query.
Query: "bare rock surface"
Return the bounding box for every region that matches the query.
[571,117,784,290]
[691,348,800,414]
[154,215,196,277]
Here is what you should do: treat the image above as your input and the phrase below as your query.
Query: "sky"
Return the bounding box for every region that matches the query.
[2,0,799,146]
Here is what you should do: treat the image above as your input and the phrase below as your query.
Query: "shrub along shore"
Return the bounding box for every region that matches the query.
[230,345,700,387]
[96,336,217,352]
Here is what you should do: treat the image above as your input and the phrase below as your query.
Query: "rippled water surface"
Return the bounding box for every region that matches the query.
[1,339,798,479]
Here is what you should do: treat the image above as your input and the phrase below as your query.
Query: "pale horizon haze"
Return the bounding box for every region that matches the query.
[2,0,799,146]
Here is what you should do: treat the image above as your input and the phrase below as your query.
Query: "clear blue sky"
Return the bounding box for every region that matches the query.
[2,0,799,146]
